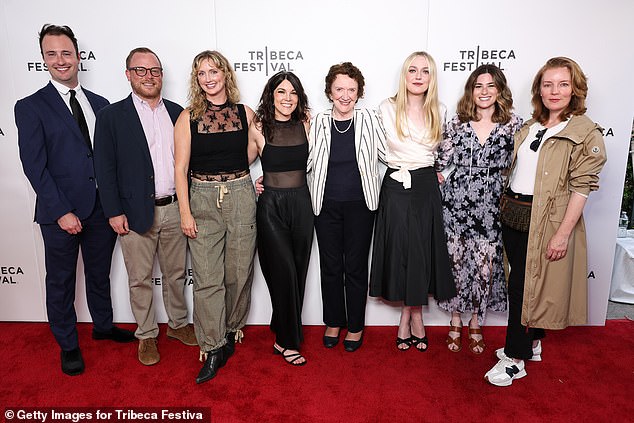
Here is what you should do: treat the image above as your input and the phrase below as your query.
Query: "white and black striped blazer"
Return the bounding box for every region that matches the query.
[307,108,387,215]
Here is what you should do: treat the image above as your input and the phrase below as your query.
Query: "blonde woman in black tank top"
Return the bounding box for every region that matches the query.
[175,51,258,384]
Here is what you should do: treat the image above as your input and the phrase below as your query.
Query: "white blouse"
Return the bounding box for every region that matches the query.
[379,98,444,189]
[511,120,568,195]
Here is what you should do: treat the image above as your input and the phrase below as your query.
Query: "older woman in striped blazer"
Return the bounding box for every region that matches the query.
[307,62,386,352]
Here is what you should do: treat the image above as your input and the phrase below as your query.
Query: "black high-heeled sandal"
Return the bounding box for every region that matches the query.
[396,337,413,351]
[411,335,428,352]
[273,346,306,366]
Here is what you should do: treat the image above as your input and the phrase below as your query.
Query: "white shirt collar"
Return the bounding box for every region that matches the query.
[50,79,83,96]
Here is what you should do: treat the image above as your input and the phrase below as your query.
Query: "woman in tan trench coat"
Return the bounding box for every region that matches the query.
[485,57,607,387]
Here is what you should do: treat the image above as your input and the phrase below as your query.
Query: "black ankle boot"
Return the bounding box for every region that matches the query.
[196,348,224,384]
[224,331,236,361]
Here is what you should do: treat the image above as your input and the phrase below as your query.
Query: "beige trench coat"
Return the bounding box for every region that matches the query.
[511,115,607,329]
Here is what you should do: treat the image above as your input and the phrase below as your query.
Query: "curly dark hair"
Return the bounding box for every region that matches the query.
[324,62,365,101]
[255,71,310,141]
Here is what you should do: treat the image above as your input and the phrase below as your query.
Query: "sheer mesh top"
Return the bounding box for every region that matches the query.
[189,102,249,174]
[260,119,308,188]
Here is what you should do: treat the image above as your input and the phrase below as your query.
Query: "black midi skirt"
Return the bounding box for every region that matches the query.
[369,167,456,306]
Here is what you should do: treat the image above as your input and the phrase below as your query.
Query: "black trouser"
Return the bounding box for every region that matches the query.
[257,185,314,350]
[502,223,545,360]
[315,199,375,333]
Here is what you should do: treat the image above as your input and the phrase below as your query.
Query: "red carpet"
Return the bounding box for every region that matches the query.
[0,321,632,422]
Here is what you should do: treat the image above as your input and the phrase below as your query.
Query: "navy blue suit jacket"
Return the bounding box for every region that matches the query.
[94,95,183,234]
[15,82,109,224]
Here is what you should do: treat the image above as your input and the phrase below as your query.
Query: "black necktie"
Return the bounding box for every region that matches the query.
[69,89,92,152]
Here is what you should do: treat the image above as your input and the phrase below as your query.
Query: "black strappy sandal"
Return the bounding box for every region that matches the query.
[396,337,413,351]
[273,346,306,366]
[411,335,428,352]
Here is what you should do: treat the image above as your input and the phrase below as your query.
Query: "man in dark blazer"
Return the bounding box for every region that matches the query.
[94,47,194,366]
[15,24,134,376]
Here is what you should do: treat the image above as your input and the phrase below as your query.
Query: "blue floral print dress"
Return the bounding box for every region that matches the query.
[436,114,522,324]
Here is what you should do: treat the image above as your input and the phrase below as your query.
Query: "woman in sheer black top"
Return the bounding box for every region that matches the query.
[249,71,313,366]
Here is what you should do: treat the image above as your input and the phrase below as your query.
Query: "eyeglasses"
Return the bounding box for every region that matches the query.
[127,66,163,77]
[529,129,547,152]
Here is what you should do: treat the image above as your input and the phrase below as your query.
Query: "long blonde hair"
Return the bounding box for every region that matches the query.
[392,51,442,147]
[188,50,240,121]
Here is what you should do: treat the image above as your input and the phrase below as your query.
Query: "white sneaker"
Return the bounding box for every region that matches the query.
[495,340,542,362]
[485,357,526,387]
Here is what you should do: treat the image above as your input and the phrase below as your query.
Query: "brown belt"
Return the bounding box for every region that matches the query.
[505,189,533,203]
[155,194,177,206]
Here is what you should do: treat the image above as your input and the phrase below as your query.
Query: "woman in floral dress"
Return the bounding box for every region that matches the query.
[437,65,522,354]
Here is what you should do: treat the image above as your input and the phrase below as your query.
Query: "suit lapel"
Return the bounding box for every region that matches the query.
[41,82,86,146]
[84,88,105,114]
[322,110,332,154]
[164,100,181,124]
[122,95,153,164]
[353,109,363,161]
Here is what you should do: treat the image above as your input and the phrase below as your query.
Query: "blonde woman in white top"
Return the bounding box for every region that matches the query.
[369,51,456,351]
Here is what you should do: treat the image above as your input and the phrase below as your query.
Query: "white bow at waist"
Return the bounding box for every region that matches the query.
[389,168,412,189]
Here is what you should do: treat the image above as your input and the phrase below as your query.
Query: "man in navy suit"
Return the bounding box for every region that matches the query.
[15,24,134,376]
[94,47,194,366]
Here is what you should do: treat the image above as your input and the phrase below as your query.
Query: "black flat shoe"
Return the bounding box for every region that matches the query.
[196,348,224,384]
[61,347,84,376]
[343,333,364,352]
[322,328,340,348]
[323,335,339,348]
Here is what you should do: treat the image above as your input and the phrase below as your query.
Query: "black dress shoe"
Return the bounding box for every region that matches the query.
[343,334,364,352]
[196,348,224,384]
[61,348,85,376]
[92,326,136,343]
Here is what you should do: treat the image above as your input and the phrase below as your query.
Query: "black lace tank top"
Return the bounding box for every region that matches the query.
[260,119,308,188]
[189,102,249,174]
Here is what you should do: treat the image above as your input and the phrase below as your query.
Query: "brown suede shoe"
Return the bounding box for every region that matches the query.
[138,338,160,366]
[167,324,198,346]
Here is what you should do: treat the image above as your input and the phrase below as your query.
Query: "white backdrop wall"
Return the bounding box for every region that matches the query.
[1,0,632,328]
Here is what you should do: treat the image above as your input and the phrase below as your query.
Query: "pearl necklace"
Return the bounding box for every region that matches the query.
[331,111,354,134]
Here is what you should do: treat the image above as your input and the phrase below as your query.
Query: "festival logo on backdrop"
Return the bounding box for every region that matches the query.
[150,269,194,287]
[442,46,516,72]
[1,265,24,285]
[233,47,304,76]
[26,50,98,72]
[600,127,615,137]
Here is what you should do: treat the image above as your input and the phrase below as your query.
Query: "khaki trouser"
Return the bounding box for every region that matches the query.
[119,201,189,339]
[188,176,257,352]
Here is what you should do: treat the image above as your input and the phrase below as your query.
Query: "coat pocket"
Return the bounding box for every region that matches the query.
[547,194,570,223]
